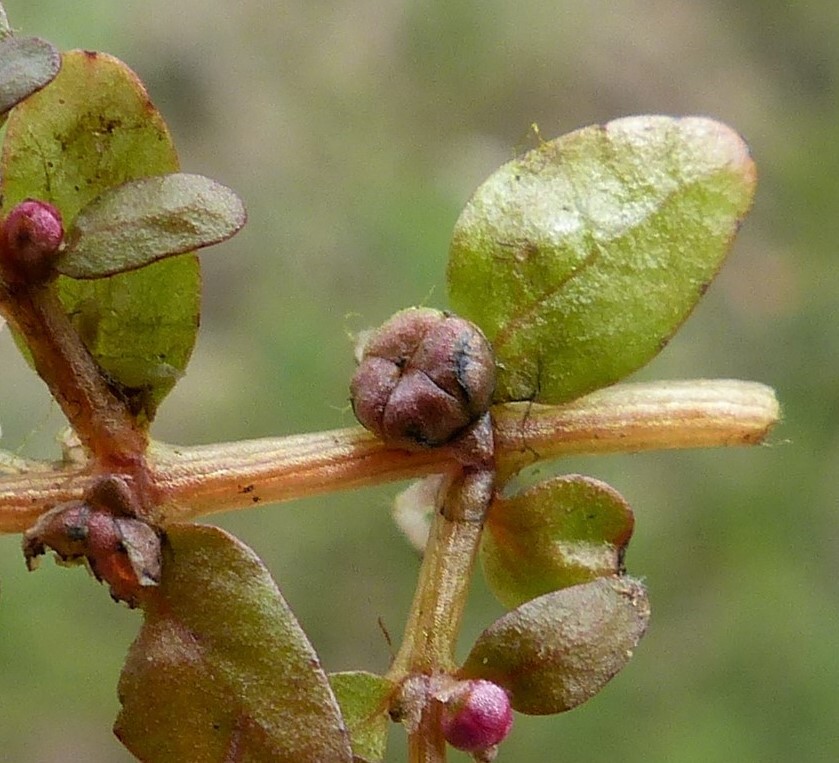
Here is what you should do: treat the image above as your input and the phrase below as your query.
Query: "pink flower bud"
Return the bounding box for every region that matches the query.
[0,199,63,285]
[440,679,513,754]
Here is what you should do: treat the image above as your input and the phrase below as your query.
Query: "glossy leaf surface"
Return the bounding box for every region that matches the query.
[0,35,60,116]
[115,524,352,763]
[329,671,394,763]
[460,576,649,715]
[448,116,756,404]
[0,50,199,422]
[60,173,246,278]
[481,475,634,609]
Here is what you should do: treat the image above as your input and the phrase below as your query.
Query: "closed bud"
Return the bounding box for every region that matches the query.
[350,308,495,448]
[22,498,161,607]
[0,199,64,285]
[439,679,513,755]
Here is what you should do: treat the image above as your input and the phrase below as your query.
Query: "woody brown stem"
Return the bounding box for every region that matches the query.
[0,282,148,472]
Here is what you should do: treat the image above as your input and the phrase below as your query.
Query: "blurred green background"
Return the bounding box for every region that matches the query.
[0,1,836,761]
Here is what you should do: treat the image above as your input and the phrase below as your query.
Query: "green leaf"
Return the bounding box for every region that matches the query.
[115,524,353,763]
[460,576,649,715]
[448,116,756,404]
[481,475,634,609]
[59,173,246,278]
[0,50,200,422]
[0,36,60,116]
[329,672,395,763]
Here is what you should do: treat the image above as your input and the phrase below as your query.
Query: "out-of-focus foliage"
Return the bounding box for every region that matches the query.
[0,1,835,762]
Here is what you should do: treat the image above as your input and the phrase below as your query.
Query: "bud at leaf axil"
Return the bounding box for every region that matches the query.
[0,199,64,285]
[350,308,495,449]
[440,679,513,754]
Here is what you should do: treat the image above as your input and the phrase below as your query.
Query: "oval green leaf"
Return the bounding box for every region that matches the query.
[59,173,246,278]
[329,672,395,763]
[448,116,756,404]
[115,524,353,763]
[0,50,200,422]
[481,475,634,609]
[460,576,650,715]
[0,36,60,116]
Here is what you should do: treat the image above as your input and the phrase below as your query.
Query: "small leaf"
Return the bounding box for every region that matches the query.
[115,524,353,763]
[329,672,395,763]
[460,576,650,715]
[448,116,756,404]
[59,173,246,278]
[481,475,634,609]
[0,50,200,422]
[0,36,60,116]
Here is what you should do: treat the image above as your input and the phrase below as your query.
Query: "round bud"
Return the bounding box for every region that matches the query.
[350,308,495,448]
[0,199,64,285]
[440,679,513,754]
[22,498,161,608]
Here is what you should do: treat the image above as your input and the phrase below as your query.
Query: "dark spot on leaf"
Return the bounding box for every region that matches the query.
[251,496,260,504]
[514,240,539,264]
[240,484,255,494]
[83,50,98,59]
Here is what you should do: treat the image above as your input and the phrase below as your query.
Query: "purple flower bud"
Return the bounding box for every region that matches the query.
[440,679,513,754]
[0,199,64,285]
[350,308,495,449]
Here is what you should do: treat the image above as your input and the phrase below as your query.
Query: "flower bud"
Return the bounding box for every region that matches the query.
[0,199,64,285]
[440,679,513,754]
[22,498,161,607]
[350,308,495,448]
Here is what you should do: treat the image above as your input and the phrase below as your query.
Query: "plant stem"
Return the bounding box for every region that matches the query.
[0,283,147,468]
[390,468,494,676]
[0,380,779,533]
[408,698,446,763]
[388,459,495,763]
